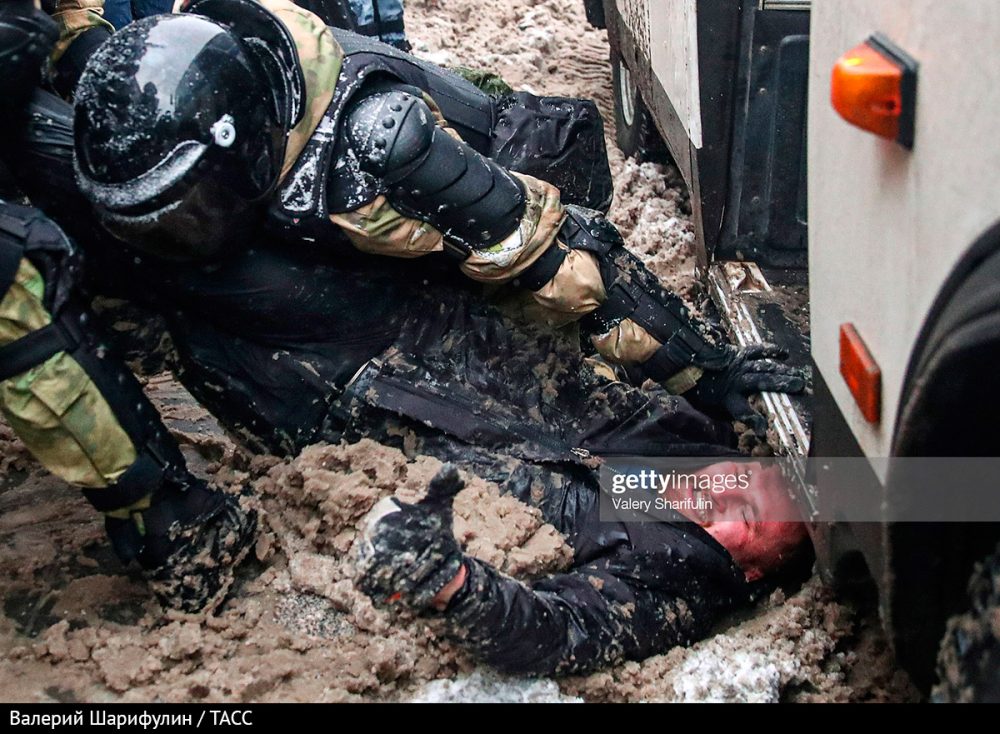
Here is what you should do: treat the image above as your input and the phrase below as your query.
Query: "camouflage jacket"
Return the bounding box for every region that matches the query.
[50,0,113,61]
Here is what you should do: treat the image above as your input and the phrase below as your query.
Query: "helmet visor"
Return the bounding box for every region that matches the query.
[96,168,263,262]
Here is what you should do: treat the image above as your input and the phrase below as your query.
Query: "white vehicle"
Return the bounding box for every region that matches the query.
[587,0,1000,698]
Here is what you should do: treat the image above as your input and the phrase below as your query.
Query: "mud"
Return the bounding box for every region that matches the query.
[0,381,577,703]
[0,396,919,702]
[0,0,916,704]
[561,579,916,703]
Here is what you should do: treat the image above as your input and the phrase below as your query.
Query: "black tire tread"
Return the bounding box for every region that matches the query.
[610,50,669,164]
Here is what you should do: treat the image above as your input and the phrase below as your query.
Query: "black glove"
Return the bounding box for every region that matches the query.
[689,343,807,434]
[355,464,466,611]
[105,476,258,614]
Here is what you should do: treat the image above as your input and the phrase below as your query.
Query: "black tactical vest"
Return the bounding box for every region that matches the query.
[266,29,497,249]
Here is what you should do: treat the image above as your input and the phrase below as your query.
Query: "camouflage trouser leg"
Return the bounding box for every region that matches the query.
[0,204,257,610]
[0,202,186,516]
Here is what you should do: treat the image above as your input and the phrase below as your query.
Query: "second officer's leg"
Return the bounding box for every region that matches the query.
[0,203,256,612]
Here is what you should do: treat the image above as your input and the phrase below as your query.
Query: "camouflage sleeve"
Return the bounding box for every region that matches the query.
[50,0,113,62]
[255,0,343,178]
[0,256,136,489]
[330,90,570,288]
[330,195,446,258]
[329,168,565,273]
[330,187,573,298]
[329,91,450,258]
[0,205,187,517]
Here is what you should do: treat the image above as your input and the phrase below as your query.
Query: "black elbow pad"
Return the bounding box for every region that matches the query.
[345,90,435,179]
[344,90,526,251]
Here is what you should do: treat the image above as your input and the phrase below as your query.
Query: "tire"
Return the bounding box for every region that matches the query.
[933,546,1000,702]
[888,233,1000,690]
[583,0,606,28]
[610,51,669,163]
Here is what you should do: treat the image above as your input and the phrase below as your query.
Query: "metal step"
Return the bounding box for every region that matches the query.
[707,261,812,458]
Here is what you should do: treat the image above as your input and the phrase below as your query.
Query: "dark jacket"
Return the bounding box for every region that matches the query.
[448,517,749,675]
[335,292,749,676]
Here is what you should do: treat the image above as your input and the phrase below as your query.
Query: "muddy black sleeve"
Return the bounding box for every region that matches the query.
[441,552,704,676]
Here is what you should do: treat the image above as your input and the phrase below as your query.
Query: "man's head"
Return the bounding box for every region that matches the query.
[675,462,809,582]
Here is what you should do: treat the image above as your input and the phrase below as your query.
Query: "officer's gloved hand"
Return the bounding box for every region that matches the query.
[355,464,466,612]
[105,476,258,615]
[689,343,807,434]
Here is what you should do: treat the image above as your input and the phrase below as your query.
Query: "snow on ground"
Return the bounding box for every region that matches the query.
[0,0,917,703]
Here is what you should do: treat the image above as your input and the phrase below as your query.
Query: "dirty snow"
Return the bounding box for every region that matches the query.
[0,0,919,704]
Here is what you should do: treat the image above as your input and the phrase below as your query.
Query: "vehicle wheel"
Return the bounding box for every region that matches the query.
[610,51,669,163]
[886,232,1000,690]
[933,545,1000,702]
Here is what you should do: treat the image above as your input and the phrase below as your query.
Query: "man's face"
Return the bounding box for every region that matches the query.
[674,462,807,581]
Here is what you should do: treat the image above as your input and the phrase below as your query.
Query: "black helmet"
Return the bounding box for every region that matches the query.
[0,0,58,104]
[74,13,291,261]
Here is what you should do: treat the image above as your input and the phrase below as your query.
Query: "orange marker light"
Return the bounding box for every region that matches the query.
[831,34,918,148]
[839,323,881,424]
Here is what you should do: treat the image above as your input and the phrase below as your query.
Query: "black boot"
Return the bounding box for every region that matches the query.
[105,477,257,614]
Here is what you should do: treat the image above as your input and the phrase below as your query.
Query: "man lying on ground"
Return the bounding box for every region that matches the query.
[355,460,807,675]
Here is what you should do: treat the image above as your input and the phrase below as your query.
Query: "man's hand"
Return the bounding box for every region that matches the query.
[355,464,467,611]
[689,344,807,434]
